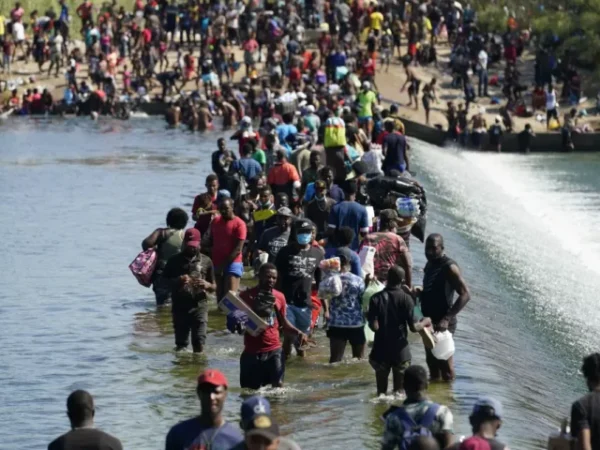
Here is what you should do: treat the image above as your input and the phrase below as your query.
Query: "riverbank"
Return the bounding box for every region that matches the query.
[4,37,600,152]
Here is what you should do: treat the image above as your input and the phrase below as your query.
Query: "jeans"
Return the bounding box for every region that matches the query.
[478,69,488,97]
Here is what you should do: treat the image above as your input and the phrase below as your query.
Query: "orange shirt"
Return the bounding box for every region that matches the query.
[267,162,300,186]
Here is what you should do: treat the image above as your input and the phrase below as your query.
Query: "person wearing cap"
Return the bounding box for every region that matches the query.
[357,80,378,136]
[255,206,294,263]
[48,390,123,450]
[166,369,243,450]
[141,208,189,306]
[304,179,336,240]
[327,179,370,251]
[232,396,301,450]
[304,166,345,204]
[162,228,216,353]
[382,365,454,450]
[235,263,308,389]
[359,209,412,285]
[324,247,366,363]
[447,398,508,450]
[275,219,324,358]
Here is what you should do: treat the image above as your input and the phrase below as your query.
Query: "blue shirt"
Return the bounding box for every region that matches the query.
[304,182,344,204]
[63,89,75,105]
[325,247,362,277]
[328,272,365,327]
[165,418,243,450]
[382,132,407,173]
[234,157,263,181]
[328,201,370,251]
[59,5,69,22]
[276,123,298,150]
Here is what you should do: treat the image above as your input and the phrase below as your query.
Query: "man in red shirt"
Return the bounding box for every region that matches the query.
[238,263,308,389]
[208,197,247,301]
[76,0,94,26]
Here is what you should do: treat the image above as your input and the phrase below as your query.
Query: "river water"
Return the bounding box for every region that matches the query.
[1,118,598,449]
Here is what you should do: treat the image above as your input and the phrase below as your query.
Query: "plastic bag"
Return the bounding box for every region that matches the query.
[359,246,376,277]
[362,279,385,311]
[318,274,343,300]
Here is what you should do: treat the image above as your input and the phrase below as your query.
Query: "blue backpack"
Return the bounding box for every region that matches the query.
[390,403,441,450]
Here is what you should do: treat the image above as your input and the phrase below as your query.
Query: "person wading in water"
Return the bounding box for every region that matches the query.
[406,233,470,381]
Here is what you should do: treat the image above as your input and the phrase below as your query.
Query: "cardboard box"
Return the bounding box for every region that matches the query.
[218,291,268,336]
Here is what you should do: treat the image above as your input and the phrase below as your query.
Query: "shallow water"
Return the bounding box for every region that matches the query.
[0,117,597,449]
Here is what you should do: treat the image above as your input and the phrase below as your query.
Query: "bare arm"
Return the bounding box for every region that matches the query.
[142,228,162,250]
[396,249,412,288]
[445,264,470,319]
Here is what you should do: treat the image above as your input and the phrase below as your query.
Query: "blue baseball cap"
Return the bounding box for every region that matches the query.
[241,396,272,430]
[471,397,503,420]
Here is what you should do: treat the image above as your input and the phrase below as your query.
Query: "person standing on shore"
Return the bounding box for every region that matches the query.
[163,228,216,353]
[412,233,470,381]
[165,369,243,450]
[48,390,123,450]
[570,353,600,450]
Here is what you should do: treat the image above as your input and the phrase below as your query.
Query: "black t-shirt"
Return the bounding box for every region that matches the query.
[571,391,600,449]
[305,197,336,237]
[48,428,123,450]
[368,287,415,364]
[275,244,323,307]
[258,226,291,262]
[518,129,534,151]
[163,252,215,311]
[383,132,407,171]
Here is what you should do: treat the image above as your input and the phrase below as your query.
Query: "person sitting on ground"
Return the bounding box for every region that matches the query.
[165,369,243,450]
[141,208,189,306]
[48,390,123,450]
[447,397,509,450]
[382,365,455,450]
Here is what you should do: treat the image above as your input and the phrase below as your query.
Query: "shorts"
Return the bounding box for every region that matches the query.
[224,262,244,277]
[240,348,285,389]
[369,358,411,375]
[326,326,366,346]
[286,304,312,334]
[358,116,373,124]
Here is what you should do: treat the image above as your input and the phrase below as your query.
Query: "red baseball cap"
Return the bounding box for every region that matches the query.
[197,369,228,388]
[184,228,201,248]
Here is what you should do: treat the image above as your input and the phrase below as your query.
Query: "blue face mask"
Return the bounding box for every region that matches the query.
[296,233,312,245]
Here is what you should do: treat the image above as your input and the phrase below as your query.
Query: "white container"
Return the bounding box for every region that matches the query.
[431,331,455,360]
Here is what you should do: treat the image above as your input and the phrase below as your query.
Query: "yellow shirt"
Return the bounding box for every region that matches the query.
[370,12,384,31]
[0,15,5,36]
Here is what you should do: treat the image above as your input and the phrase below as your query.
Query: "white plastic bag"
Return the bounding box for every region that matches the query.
[359,246,376,277]
[317,274,343,300]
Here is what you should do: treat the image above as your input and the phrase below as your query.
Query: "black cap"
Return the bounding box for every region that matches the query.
[293,219,313,234]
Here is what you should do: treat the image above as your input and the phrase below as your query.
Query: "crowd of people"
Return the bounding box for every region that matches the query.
[3,0,591,448]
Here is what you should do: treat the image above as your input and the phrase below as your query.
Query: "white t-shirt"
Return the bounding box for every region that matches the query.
[12,21,25,41]
[477,50,488,70]
[546,89,557,110]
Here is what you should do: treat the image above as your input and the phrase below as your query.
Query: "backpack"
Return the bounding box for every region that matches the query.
[391,403,441,450]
